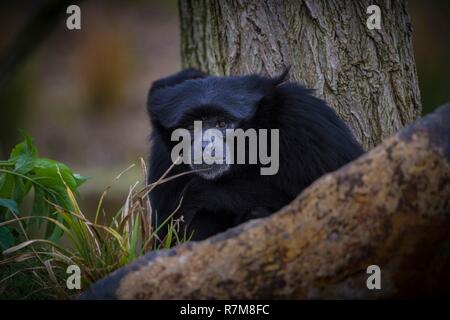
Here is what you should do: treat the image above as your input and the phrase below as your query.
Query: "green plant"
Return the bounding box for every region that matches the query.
[0,131,87,250]
[0,134,192,299]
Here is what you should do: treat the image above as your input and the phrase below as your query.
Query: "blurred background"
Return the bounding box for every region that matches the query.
[0,0,449,214]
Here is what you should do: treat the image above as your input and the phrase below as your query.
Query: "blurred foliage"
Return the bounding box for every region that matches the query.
[0,135,189,299]
[0,132,87,249]
[409,1,450,114]
[0,63,36,158]
[74,11,132,114]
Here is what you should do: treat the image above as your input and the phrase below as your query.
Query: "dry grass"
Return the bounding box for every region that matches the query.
[0,157,194,299]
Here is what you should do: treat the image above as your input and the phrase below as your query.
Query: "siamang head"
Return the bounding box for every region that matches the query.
[147,68,289,180]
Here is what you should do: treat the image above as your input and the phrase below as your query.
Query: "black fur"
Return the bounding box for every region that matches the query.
[147,68,364,241]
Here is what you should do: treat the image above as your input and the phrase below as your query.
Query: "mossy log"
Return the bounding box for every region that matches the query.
[81,104,450,299]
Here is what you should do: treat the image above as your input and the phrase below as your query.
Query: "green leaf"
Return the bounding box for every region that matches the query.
[0,173,14,199]
[129,213,140,260]
[30,188,48,227]
[74,173,88,187]
[34,159,78,191]
[0,132,88,245]
[46,216,65,243]
[164,223,173,249]
[9,131,37,174]
[0,226,15,251]
[0,198,19,215]
[10,130,37,159]
[11,177,31,205]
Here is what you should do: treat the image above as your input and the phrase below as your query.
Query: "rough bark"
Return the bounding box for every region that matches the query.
[178,0,421,150]
[81,104,450,299]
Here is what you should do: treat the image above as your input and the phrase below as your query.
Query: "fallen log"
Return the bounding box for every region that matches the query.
[81,104,450,299]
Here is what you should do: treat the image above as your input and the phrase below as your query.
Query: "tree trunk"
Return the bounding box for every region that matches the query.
[179,0,421,149]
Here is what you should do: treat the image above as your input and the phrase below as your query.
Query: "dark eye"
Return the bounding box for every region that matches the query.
[216,121,227,128]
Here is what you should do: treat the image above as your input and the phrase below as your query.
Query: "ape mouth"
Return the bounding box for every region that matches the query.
[189,163,230,180]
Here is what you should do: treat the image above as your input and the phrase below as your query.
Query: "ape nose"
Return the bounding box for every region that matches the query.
[202,136,215,150]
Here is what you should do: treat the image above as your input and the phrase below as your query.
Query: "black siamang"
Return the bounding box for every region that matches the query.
[147,68,364,241]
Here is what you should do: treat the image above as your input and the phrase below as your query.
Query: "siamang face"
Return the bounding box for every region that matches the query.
[148,73,287,180]
[176,107,238,180]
